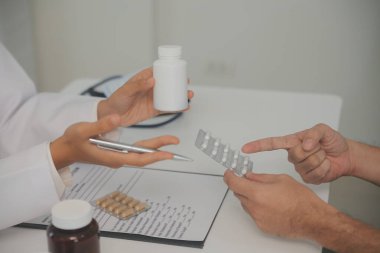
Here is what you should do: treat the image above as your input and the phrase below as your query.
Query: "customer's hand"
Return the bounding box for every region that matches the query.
[241,124,354,184]
[50,114,179,169]
[224,170,337,239]
[97,67,194,127]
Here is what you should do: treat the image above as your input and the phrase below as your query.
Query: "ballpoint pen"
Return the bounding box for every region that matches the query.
[89,137,193,162]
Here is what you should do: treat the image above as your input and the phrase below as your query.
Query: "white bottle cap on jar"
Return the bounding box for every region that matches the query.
[158,45,182,58]
[51,199,93,230]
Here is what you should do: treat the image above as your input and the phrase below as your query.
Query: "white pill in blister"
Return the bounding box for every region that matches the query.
[211,139,220,156]
[195,129,254,177]
[201,140,209,149]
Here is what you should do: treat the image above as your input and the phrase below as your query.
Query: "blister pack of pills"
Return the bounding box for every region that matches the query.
[93,191,150,220]
[195,129,254,176]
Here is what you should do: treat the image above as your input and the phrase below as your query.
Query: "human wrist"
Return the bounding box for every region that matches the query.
[348,139,373,179]
[301,200,339,241]
[347,140,380,185]
[310,209,349,251]
[346,139,359,177]
[311,208,380,253]
[50,137,75,170]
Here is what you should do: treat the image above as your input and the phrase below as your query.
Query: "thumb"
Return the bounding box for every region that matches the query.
[87,114,121,137]
[121,77,153,95]
[301,124,330,151]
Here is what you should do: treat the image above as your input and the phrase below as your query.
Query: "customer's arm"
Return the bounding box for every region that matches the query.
[224,171,380,253]
[348,140,380,185]
[241,123,380,185]
[307,204,380,253]
[241,124,352,184]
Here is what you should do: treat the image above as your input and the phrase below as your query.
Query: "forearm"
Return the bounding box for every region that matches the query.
[348,140,380,185]
[306,206,380,253]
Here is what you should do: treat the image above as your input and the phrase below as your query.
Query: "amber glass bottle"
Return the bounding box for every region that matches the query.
[47,200,100,253]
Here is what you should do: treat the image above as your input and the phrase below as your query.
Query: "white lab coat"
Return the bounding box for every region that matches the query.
[0,43,102,229]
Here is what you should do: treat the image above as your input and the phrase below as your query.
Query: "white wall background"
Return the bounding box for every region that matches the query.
[155,0,380,146]
[32,0,155,91]
[0,0,36,82]
[1,0,380,231]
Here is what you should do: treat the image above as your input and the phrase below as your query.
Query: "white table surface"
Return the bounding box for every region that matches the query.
[0,83,342,253]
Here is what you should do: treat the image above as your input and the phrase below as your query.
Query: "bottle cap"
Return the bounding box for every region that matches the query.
[158,45,182,58]
[51,200,93,230]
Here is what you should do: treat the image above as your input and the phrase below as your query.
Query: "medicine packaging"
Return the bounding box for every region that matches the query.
[93,191,150,220]
[195,129,253,176]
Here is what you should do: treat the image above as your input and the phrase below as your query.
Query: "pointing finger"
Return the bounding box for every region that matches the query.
[242,134,300,154]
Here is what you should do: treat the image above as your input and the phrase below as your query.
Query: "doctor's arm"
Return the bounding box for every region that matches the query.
[50,114,178,169]
[3,44,188,155]
[0,114,178,230]
[0,67,193,157]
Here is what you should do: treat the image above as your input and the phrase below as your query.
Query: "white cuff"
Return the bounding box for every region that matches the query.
[46,142,72,197]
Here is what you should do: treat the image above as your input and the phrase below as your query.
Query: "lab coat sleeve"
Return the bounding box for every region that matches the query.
[0,42,103,156]
[0,92,102,156]
[0,142,63,230]
[0,42,103,229]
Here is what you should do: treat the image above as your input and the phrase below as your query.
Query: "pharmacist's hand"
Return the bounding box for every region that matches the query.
[97,67,194,127]
[50,114,179,170]
[241,124,353,184]
[224,170,334,239]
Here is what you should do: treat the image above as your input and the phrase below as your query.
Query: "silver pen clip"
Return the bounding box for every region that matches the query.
[96,144,129,154]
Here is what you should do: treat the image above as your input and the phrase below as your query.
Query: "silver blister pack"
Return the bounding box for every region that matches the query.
[195,129,253,176]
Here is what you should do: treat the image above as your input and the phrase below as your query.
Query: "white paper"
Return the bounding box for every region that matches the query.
[28,164,228,243]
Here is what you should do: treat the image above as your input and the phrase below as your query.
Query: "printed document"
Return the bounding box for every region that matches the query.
[23,164,228,247]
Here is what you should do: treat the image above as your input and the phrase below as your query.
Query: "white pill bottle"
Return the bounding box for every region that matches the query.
[153,45,188,112]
